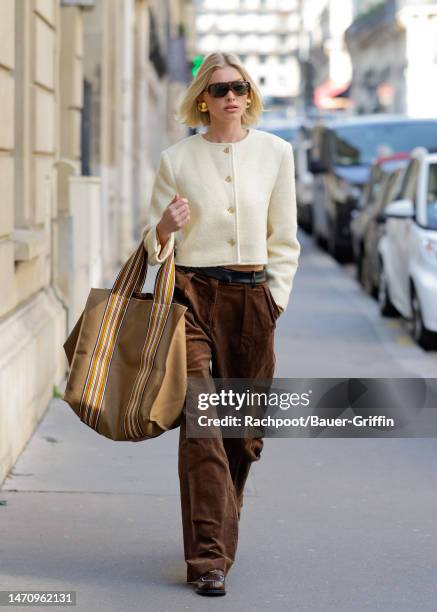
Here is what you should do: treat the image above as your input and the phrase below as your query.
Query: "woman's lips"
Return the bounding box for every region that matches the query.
[224,107,239,112]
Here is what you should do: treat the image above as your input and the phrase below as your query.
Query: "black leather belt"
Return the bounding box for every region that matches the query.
[176,265,266,287]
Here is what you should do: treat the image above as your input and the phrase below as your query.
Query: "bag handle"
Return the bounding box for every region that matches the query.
[79,241,177,440]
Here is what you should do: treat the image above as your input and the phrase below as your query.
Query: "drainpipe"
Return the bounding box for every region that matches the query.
[48,157,81,372]
[119,0,135,261]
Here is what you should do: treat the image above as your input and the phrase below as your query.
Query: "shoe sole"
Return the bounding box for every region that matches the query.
[195,589,226,596]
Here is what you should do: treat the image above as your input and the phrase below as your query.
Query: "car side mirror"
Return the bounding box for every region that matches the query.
[383,199,414,219]
[375,212,386,224]
[309,159,328,174]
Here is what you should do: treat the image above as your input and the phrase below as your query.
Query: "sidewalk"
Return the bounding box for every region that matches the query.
[1,232,437,611]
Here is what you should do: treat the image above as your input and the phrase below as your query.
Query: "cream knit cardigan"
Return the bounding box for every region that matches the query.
[142,127,301,313]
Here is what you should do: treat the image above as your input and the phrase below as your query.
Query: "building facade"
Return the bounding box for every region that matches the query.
[0,0,195,486]
[298,0,353,112]
[345,0,437,116]
[195,0,302,104]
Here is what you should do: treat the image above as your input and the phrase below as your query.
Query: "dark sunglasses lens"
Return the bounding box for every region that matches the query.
[232,82,249,95]
[210,83,229,97]
[209,82,250,97]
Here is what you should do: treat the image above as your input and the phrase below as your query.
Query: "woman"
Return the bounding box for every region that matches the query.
[142,52,301,596]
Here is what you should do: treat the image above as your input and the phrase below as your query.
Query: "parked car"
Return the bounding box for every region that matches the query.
[310,115,437,261]
[258,118,314,231]
[351,153,410,290]
[295,124,314,232]
[378,149,437,349]
[361,164,408,297]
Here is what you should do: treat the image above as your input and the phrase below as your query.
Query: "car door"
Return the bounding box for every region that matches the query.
[311,126,329,242]
[388,160,419,314]
[365,172,392,285]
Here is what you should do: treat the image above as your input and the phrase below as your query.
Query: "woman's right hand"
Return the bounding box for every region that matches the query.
[156,192,190,247]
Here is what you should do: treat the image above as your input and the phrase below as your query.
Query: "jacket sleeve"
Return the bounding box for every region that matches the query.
[142,150,177,265]
[265,141,301,313]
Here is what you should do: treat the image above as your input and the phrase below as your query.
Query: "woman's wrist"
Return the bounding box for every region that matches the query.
[156,222,171,250]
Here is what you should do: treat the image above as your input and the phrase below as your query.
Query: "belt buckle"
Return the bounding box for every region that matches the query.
[250,271,257,288]
[224,270,233,284]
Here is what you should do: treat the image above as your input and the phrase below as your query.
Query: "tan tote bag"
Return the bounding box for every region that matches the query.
[62,242,187,442]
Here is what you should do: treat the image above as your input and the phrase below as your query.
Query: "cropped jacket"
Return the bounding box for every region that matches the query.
[142,127,301,313]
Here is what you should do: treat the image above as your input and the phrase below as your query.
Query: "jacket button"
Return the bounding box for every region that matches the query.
[227,206,235,213]
[225,175,232,182]
[224,147,230,153]
[228,238,235,246]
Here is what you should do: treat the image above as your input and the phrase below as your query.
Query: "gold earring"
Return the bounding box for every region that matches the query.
[245,98,252,109]
[198,101,208,112]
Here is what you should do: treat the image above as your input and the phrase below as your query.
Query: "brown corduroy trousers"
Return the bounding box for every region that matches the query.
[173,266,280,583]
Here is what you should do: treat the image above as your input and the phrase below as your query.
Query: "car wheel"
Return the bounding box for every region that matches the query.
[313,226,326,248]
[378,262,398,317]
[298,207,312,234]
[409,285,437,350]
[328,225,346,262]
[307,208,313,234]
[355,250,364,284]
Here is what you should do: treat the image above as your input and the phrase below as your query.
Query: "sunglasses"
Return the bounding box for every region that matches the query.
[203,80,251,98]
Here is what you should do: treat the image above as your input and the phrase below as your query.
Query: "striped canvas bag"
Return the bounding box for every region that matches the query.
[62,242,187,441]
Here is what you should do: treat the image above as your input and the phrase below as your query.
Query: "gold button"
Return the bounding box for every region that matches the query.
[225,175,232,182]
[224,147,230,153]
[227,206,235,213]
[228,238,235,246]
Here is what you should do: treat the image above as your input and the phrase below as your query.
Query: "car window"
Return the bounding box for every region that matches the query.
[402,160,420,208]
[426,163,437,230]
[330,122,437,166]
[379,170,403,212]
[391,167,406,202]
[306,148,311,169]
[398,161,413,198]
[374,173,391,211]
[358,178,372,209]
[311,127,323,162]
[363,159,407,209]
[369,166,385,204]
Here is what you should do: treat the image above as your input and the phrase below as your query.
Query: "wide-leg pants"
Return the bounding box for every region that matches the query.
[173,266,280,583]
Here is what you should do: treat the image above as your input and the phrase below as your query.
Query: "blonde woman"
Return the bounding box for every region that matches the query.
[142,52,301,596]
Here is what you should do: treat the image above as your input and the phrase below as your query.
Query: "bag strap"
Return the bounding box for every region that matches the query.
[78,241,176,440]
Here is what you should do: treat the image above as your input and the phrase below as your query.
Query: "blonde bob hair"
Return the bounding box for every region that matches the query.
[176,52,264,129]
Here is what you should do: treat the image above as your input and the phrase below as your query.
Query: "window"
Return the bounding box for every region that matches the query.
[425,163,437,230]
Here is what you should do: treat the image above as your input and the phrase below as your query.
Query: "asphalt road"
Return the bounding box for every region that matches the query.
[1,229,437,611]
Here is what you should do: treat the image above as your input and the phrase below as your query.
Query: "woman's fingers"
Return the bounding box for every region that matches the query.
[174,209,190,227]
[160,196,190,232]
[172,197,189,210]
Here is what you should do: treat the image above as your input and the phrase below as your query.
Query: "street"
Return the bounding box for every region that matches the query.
[1,229,437,611]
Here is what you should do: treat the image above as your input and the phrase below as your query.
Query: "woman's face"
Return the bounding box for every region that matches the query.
[199,66,249,126]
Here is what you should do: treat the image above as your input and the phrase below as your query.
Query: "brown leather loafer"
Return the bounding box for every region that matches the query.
[194,569,226,596]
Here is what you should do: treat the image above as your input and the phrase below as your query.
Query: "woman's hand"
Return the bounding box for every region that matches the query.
[156,192,190,249]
